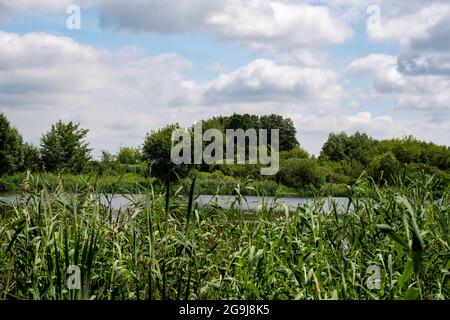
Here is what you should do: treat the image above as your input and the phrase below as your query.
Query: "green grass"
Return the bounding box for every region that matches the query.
[1,171,351,197]
[0,173,157,194]
[183,171,351,198]
[0,173,449,300]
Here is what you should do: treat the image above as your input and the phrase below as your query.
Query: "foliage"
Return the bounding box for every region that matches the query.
[142,123,190,181]
[280,147,310,160]
[320,132,376,165]
[117,147,142,165]
[1,174,448,300]
[40,121,92,174]
[20,143,41,172]
[212,113,299,152]
[368,152,401,185]
[277,158,325,189]
[0,113,23,176]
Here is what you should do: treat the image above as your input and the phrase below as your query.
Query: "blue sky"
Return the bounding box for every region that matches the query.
[0,0,449,156]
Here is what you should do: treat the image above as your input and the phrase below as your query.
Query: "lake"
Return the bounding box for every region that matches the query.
[1,193,350,212]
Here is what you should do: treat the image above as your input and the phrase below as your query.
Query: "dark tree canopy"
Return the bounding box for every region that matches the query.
[142,123,190,181]
[208,113,299,152]
[260,114,299,152]
[40,121,91,174]
[21,143,41,173]
[369,136,450,171]
[320,132,376,165]
[0,113,23,176]
[368,152,401,184]
[117,147,142,165]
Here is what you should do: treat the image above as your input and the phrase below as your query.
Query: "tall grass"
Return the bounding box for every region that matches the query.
[0,173,449,300]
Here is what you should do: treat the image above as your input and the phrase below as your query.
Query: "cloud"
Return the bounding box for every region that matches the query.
[346,54,450,115]
[94,0,352,50]
[397,53,450,76]
[97,0,221,34]
[0,31,346,156]
[206,0,352,48]
[292,110,450,155]
[367,3,450,49]
[203,59,343,104]
[1,1,450,155]
[0,31,199,154]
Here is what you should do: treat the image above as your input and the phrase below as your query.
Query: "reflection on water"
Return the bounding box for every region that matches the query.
[1,193,350,212]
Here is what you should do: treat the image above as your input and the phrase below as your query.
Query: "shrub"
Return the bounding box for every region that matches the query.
[368,152,401,184]
[277,158,325,189]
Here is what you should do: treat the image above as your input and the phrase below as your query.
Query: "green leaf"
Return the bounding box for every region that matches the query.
[404,287,420,300]
[398,260,414,291]
[377,224,409,250]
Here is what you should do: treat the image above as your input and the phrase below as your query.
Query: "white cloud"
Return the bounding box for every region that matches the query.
[1,1,450,155]
[93,0,352,51]
[203,59,343,104]
[367,3,450,49]
[346,54,450,115]
[0,31,199,154]
[207,0,352,48]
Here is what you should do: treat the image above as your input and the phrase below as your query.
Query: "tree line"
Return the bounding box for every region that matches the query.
[1,112,449,191]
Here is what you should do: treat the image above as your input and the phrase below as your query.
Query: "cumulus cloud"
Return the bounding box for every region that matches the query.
[367,3,450,48]
[203,59,343,104]
[94,0,352,51]
[206,0,352,48]
[346,54,450,115]
[97,0,221,34]
[0,31,347,155]
[0,31,200,154]
[1,1,450,155]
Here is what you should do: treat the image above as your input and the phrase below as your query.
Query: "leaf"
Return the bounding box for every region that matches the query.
[404,287,420,300]
[398,260,414,291]
[411,224,424,274]
[376,224,409,250]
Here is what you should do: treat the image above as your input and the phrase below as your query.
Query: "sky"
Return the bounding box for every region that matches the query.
[0,0,449,156]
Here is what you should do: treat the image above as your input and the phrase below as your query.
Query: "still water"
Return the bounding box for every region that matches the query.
[1,193,350,212]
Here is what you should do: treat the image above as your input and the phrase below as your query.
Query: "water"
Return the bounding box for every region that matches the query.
[196,195,350,212]
[1,193,350,212]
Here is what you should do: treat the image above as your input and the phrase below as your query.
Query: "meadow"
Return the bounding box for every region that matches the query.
[0,173,449,300]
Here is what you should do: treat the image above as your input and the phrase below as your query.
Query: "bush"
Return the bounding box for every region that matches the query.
[277,158,325,189]
[368,152,400,184]
[143,124,191,181]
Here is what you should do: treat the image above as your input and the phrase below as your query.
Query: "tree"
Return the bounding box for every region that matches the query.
[116,147,142,165]
[260,114,299,152]
[211,114,299,152]
[368,152,400,184]
[21,143,41,172]
[0,113,23,176]
[277,158,325,189]
[143,124,190,181]
[40,121,91,173]
[280,146,310,160]
[320,132,376,165]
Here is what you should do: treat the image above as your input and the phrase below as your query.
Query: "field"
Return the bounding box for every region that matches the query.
[0,173,449,300]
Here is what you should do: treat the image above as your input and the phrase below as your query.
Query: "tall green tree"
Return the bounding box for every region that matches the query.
[40,121,91,173]
[21,143,41,173]
[0,113,23,176]
[320,132,376,165]
[368,152,401,185]
[117,147,142,165]
[143,123,190,181]
[260,114,299,152]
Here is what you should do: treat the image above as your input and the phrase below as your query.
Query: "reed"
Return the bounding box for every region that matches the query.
[0,173,448,300]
